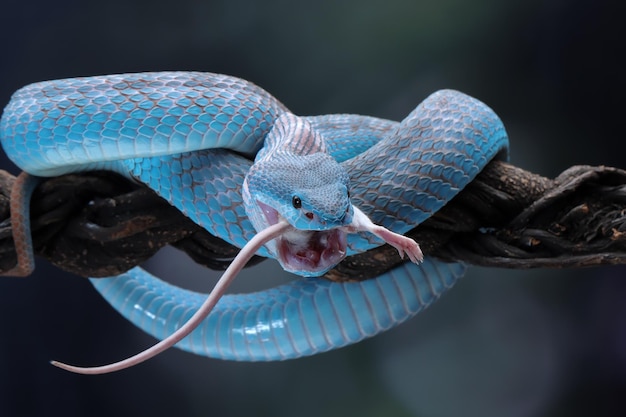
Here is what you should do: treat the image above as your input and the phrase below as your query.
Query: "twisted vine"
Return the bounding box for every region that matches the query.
[1,160,625,281]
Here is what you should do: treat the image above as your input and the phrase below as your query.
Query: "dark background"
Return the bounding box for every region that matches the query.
[1,0,625,416]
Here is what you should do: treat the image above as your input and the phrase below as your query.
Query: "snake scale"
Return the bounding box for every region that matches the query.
[0,72,508,365]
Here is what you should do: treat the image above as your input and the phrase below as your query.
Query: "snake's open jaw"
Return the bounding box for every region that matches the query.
[277,228,347,275]
[257,201,347,275]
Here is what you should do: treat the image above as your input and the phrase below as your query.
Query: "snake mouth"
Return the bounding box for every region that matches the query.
[257,201,347,275]
[277,228,347,274]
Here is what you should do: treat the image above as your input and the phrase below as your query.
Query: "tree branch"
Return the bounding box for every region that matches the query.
[1,161,625,281]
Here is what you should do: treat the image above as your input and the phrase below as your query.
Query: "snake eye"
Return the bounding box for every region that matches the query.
[292,196,302,209]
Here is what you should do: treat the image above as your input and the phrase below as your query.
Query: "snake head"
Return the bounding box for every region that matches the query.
[243,151,353,277]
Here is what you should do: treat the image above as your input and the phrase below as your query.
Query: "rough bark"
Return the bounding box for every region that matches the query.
[1,161,625,281]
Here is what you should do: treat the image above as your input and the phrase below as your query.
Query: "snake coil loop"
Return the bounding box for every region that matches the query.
[0,72,508,363]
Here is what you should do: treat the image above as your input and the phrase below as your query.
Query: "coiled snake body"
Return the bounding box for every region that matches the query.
[0,72,508,362]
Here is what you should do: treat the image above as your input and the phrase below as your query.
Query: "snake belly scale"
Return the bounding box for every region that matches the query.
[0,72,508,361]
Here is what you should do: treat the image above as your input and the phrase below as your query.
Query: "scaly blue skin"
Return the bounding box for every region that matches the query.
[0,72,508,361]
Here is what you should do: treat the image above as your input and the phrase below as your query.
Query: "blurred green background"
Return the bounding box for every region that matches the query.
[1,0,624,416]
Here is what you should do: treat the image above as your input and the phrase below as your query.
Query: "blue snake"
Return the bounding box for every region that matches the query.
[0,72,508,364]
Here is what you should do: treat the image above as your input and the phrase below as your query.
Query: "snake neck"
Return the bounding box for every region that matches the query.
[255,112,329,161]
